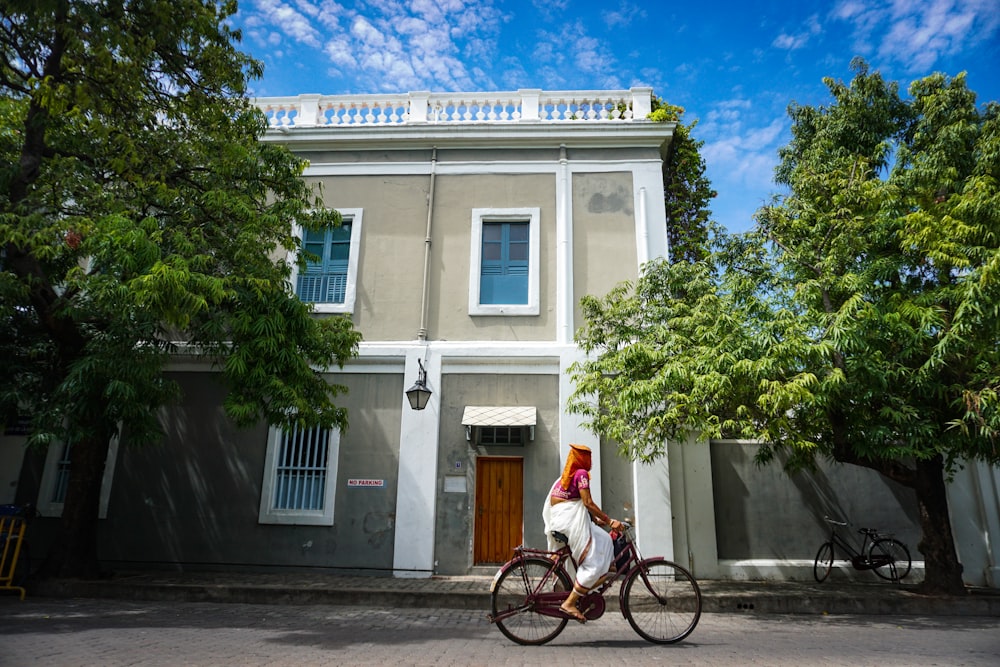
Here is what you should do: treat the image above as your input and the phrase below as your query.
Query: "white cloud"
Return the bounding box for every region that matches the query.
[533,20,622,88]
[350,15,382,45]
[324,39,357,68]
[832,0,1000,72]
[773,14,822,51]
[603,1,645,29]
[531,0,569,21]
[241,0,507,92]
[251,0,324,47]
[703,133,782,232]
[699,96,786,199]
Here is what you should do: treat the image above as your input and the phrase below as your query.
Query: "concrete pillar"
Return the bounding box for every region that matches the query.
[393,348,441,577]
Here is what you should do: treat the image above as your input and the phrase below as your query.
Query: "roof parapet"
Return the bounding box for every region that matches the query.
[254,88,654,129]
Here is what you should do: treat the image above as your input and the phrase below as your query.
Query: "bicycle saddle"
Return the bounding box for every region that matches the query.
[551,530,569,544]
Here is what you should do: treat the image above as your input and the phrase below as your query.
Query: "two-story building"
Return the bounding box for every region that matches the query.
[12,89,688,578]
[9,88,998,587]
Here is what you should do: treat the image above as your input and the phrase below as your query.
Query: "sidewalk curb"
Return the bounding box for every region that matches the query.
[29,579,492,610]
[23,576,1000,617]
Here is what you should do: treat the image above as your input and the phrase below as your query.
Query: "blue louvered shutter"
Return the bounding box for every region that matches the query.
[297,221,352,303]
[480,221,529,304]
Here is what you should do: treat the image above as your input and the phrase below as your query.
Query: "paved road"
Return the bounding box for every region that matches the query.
[2,598,998,666]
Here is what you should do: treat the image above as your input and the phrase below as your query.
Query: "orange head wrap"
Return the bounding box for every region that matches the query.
[559,444,592,491]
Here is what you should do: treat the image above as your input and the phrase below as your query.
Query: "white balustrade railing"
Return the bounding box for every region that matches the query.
[255,88,653,129]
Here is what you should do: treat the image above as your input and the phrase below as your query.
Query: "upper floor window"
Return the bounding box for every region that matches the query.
[258,424,340,526]
[469,208,540,316]
[293,209,362,314]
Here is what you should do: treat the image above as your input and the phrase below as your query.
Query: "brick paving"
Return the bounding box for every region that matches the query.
[25,569,1000,616]
[2,597,999,666]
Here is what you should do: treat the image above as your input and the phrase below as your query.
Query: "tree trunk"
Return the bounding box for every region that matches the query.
[913,455,966,595]
[49,434,110,579]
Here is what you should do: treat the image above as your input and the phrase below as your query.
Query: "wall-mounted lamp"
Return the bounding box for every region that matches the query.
[405,359,432,410]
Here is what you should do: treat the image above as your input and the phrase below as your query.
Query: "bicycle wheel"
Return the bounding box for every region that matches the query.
[490,556,572,646]
[622,558,701,644]
[870,538,911,582]
[813,542,834,582]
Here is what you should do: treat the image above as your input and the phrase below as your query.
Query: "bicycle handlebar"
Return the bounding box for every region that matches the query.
[823,516,847,526]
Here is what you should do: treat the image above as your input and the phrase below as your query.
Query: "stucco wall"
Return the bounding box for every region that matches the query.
[599,436,636,525]
[709,440,922,562]
[572,171,639,329]
[433,372,560,574]
[95,370,403,573]
[428,174,558,342]
[307,171,561,342]
[307,174,427,342]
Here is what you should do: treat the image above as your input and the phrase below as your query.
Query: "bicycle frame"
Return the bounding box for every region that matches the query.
[489,526,663,624]
[490,523,703,645]
[826,520,893,570]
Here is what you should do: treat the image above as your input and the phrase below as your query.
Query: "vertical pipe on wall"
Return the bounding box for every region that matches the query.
[417,147,438,341]
[636,185,650,270]
[556,144,572,344]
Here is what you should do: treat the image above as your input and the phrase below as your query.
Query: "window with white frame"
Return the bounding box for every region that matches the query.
[469,208,540,315]
[258,424,340,526]
[292,209,362,314]
[37,439,120,519]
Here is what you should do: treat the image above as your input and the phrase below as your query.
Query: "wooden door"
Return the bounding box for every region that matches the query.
[474,457,523,564]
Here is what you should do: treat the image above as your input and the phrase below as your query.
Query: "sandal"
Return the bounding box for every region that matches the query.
[560,606,587,623]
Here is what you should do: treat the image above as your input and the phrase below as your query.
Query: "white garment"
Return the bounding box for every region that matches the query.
[542,495,614,590]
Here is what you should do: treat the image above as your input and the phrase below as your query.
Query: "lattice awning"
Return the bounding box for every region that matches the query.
[461,406,536,427]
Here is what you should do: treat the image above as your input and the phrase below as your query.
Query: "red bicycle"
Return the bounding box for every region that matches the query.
[487,521,701,645]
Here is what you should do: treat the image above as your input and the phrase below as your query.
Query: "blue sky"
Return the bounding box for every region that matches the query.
[231,0,1000,234]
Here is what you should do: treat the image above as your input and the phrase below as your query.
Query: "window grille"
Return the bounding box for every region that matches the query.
[272,425,330,511]
[478,426,525,446]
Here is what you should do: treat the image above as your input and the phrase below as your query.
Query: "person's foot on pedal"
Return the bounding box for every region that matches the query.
[560,604,586,623]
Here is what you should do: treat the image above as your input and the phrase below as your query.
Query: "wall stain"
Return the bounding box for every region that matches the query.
[364,511,395,549]
[587,183,632,215]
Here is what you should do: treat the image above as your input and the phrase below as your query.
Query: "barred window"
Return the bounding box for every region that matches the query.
[273,425,330,511]
[259,425,340,525]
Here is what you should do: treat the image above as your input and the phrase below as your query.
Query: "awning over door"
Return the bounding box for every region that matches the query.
[461,406,536,427]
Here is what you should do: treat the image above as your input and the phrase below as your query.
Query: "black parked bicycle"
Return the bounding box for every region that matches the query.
[813,516,912,583]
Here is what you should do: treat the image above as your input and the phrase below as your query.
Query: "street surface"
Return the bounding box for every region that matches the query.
[1,597,998,666]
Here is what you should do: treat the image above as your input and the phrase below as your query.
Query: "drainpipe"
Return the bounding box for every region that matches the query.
[417,147,437,341]
[556,144,572,344]
[637,185,650,269]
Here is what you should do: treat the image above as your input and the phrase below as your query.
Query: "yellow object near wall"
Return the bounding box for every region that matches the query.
[0,514,27,600]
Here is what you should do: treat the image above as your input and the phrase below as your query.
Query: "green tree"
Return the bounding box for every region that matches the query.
[570,60,1000,595]
[0,0,361,577]
[649,98,719,263]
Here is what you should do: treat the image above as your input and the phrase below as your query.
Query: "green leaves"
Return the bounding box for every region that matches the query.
[650,96,719,264]
[0,1,361,446]
[571,60,1000,475]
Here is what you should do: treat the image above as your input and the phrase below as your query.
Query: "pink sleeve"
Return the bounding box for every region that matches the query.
[574,469,590,489]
